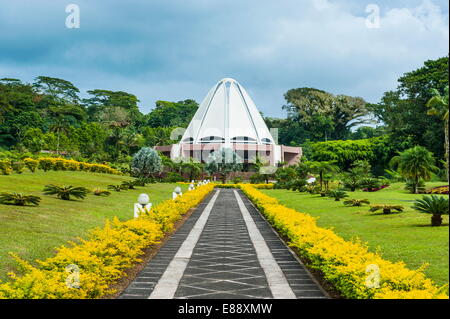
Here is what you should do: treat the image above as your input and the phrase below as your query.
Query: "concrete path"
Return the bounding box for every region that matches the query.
[119,189,327,299]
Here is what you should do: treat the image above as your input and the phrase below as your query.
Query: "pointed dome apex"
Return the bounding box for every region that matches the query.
[181,78,275,145]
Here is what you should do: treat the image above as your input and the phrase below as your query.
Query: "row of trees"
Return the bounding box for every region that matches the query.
[0,76,198,162]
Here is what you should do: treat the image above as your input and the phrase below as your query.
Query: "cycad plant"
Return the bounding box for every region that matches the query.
[328,189,349,201]
[43,184,89,200]
[92,188,111,197]
[121,181,137,190]
[0,192,41,206]
[107,184,122,192]
[343,199,370,207]
[412,195,449,226]
[369,204,404,214]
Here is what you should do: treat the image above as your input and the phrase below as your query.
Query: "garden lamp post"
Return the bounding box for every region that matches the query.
[173,186,182,199]
[134,193,151,218]
[188,183,194,191]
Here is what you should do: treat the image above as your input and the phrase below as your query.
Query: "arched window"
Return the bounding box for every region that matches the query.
[182,137,194,144]
[199,136,225,144]
[231,136,257,144]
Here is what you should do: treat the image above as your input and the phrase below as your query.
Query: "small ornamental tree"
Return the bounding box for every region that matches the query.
[205,148,243,183]
[131,147,163,178]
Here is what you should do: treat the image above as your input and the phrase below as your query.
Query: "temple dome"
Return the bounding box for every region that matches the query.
[180,78,275,145]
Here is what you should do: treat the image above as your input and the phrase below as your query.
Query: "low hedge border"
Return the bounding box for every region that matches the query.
[0,184,214,299]
[238,184,448,299]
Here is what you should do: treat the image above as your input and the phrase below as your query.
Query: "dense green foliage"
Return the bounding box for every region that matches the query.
[0,77,198,164]
[131,147,163,177]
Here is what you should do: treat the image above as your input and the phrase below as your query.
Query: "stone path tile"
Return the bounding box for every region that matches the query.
[119,188,328,299]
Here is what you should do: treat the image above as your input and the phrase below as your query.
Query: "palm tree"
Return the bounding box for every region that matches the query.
[412,195,449,226]
[390,146,438,194]
[181,159,202,181]
[308,161,338,191]
[426,86,449,182]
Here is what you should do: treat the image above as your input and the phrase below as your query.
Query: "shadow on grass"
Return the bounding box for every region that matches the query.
[409,223,449,227]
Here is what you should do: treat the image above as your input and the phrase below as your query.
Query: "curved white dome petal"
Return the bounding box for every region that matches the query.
[181,78,275,145]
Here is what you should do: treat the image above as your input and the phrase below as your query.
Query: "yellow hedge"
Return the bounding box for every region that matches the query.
[35,157,121,175]
[0,184,214,299]
[238,184,448,299]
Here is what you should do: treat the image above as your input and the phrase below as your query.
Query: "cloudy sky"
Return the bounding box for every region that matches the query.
[0,0,448,117]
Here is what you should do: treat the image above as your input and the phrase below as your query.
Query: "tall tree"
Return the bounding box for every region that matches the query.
[390,146,438,194]
[426,86,449,181]
[371,56,448,162]
[283,87,369,141]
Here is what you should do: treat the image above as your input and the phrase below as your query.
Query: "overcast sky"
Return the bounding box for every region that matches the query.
[0,0,448,117]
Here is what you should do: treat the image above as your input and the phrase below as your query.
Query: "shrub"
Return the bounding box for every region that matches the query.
[288,179,307,192]
[405,179,426,194]
[0,192,41,206]
[92,188,111,197]
[43,184,89,201]
[232,176,243,184]
[24,158,39,172]
[343,199,370,207]
[412,195,449,226]
[121,181,137,190]
[131,147,163,177]
[107,185,122,192]
[328,189,349,201]
[359,177,381,192]
[38,158,54,172]
[369,204,404,214]
[11,161,25,174]
[0,160,12,175]
[163,172,184,183]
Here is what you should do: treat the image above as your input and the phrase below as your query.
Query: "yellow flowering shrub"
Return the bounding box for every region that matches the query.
[239,184,448,299]
[0,184,214,299]
[35,157,121,175]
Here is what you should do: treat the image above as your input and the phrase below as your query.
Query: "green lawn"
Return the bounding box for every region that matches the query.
[261,182,449,286]
[0,170,186,281]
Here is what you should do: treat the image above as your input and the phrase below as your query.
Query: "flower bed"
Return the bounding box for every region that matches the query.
[239,184,448,299]
[425,185,449,195]
[362,184,389,192]
[0,184,214,299]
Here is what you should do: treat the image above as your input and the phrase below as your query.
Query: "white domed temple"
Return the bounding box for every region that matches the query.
[155,78,301,166]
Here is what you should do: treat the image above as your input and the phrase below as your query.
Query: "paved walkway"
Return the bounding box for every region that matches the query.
[119,189,327,299]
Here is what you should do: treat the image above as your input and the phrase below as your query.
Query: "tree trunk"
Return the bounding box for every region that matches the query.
[383,208,391,214]
[431,214,442,226]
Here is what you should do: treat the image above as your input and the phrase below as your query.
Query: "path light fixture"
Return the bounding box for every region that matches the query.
[134,193,152,218]
[173,186,182,199]
[188,183,194,191]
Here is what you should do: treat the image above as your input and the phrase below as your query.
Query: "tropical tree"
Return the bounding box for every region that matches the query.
[390,146,438,194]
[131,147,163,178]
[205,148,243,183]
[426,86,449,182]
[307,161,338,191]
[43,184,89,200]
[412,195,449,226]
[181,159,202,181]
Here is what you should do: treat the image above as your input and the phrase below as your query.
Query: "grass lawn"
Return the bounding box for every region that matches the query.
[261,182,449,286]
[0,170,187,281]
